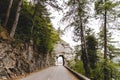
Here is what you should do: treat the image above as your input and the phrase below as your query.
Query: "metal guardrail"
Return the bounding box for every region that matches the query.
[65,66,90,80]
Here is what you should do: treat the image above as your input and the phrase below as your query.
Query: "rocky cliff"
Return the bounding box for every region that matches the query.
[0,41,55,80]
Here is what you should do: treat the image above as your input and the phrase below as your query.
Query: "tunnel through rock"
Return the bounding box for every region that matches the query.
[56,55,65,66]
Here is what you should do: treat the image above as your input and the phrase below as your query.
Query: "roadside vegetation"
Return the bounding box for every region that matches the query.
[63,0,120,79]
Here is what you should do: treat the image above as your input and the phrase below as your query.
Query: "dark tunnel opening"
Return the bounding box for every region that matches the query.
[56,55,65,66]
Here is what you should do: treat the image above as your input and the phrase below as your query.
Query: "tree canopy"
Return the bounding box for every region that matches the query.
[0,0,60,53]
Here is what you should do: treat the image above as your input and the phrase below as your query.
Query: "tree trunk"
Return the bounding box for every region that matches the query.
[80,16,90,77]
[104,0,108,80]
[104,0,107,60]
[3,0,13,27]
[10,0,23,38]
[76,0,90,77]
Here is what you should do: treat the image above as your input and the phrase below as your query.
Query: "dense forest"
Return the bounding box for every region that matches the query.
[0,0,60,53]
[0,0,120,80]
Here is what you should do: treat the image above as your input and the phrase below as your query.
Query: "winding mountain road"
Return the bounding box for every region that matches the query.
[20,66,79,80]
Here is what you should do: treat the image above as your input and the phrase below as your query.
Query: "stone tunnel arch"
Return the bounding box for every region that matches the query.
[56,55,65,66]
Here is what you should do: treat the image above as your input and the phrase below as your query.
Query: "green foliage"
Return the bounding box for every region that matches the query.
[98,27,119,59]
[69,58,120,80]
[91,61,120,80]
[15,2,33,42]
[0,0,60,53]
[69,60,85,75]
[20,1,60,53]
[86,34,98,69]
[95,0,120,15]
[31,13,59,53]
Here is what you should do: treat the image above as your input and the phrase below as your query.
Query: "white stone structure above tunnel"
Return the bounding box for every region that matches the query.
[53,40,75,61]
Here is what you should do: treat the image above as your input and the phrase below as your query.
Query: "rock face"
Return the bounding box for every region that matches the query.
[0,41,55,80]
[53,40,75,65]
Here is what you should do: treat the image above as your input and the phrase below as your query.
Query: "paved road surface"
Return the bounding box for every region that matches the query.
[21,66,78,80]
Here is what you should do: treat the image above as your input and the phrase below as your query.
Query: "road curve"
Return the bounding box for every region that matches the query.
[20,66,78,80]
